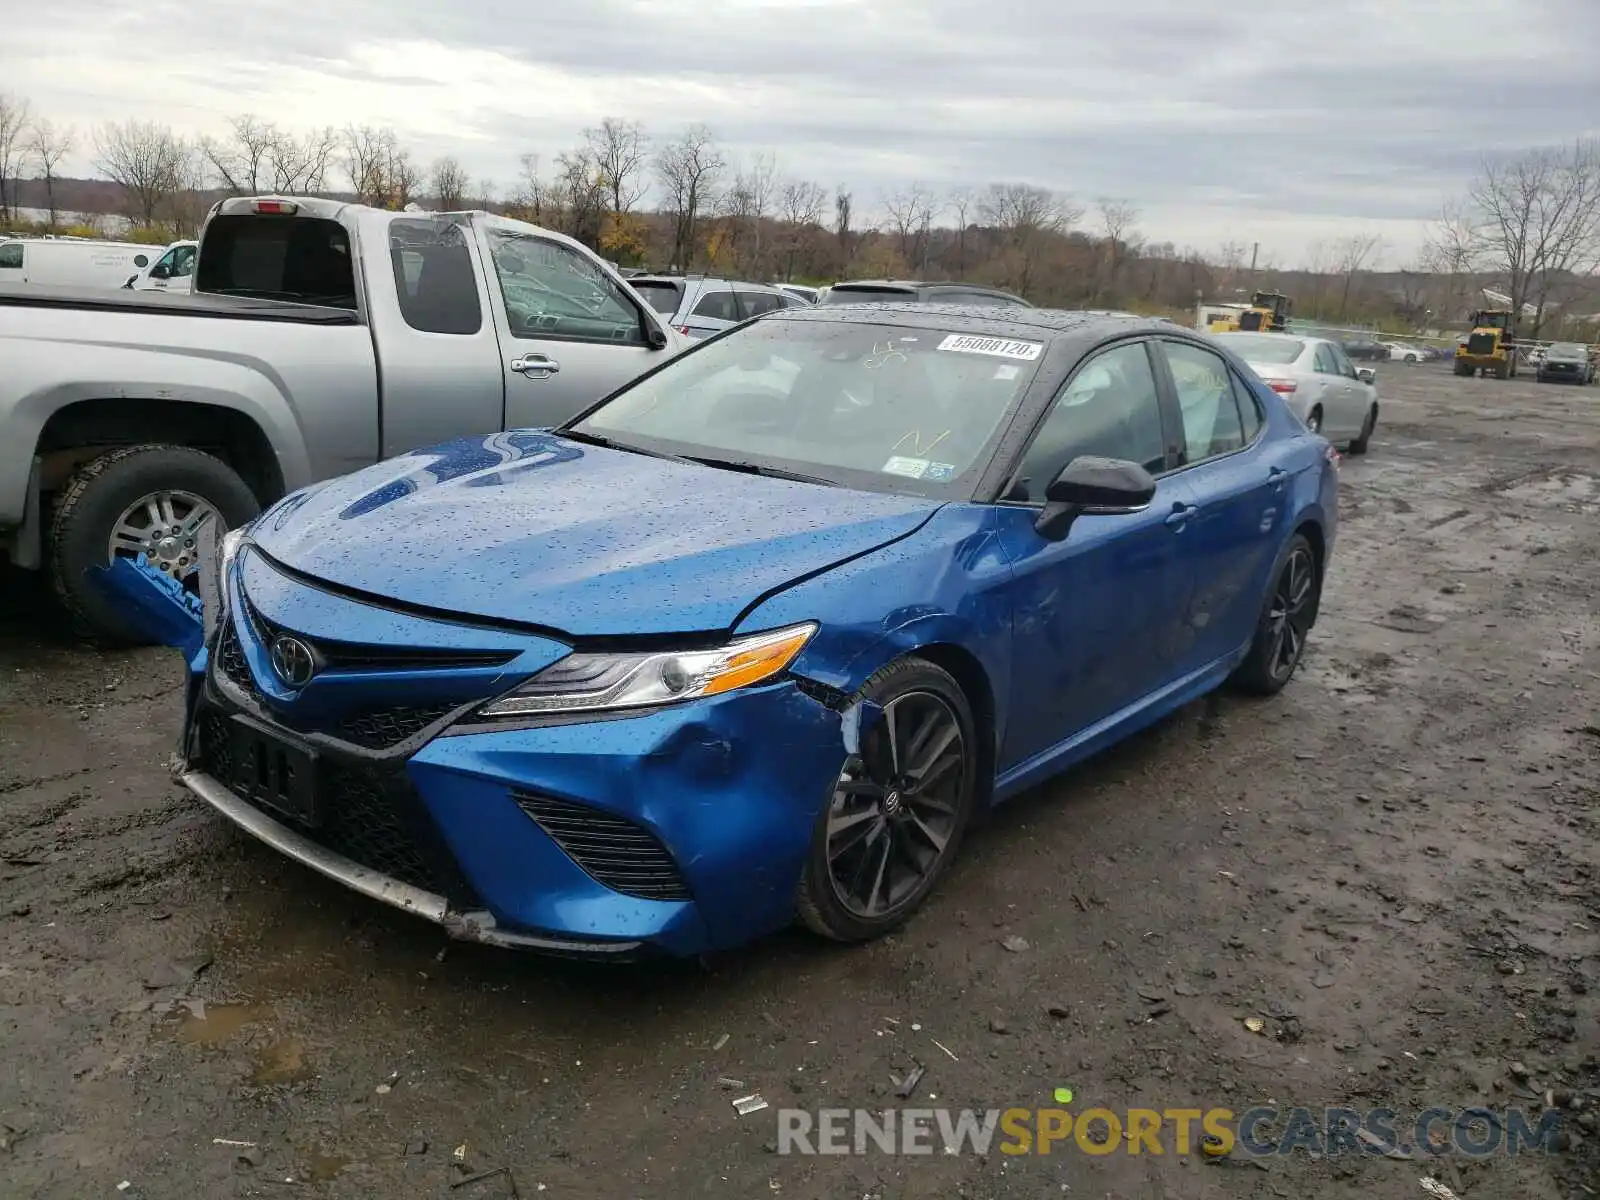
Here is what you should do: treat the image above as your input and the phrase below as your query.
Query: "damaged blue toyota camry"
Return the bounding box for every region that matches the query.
[170,305,1338,957]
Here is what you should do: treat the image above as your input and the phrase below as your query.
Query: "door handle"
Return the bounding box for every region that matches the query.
[1165,503,1198,530]
[510,354,561,378]
[1267,466,1288,490]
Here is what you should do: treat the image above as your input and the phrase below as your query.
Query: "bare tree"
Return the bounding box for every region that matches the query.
[948,185,977,276]
[512,153,547,222]
[553,148,606,247]
[28,118,74,228]
[267,126,338,194]
[1331,232,1384,319]
[1095,198,1140,302]
[776,178,827,280]
[719,152,779,273]
[654,124,724,270]
[883,184,936,273]
[979,183,1077,296]
[0,93,32,221]
[429,156,470,210]
[343,125,394,205]
[475,178,496,209]
[1457,140,1600,335]
[94,119,188,227]
[834,188,853,265]
[584,118,648,215]
[201,114,276,195]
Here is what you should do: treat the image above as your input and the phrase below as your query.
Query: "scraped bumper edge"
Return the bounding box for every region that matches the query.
[178,768,648,959]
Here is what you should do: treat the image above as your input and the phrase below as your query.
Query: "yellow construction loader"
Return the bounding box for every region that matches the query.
[1454,309,1519,378]
[1208,291,1292,334]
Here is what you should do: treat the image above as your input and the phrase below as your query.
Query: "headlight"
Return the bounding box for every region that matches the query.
[478,622,817,718]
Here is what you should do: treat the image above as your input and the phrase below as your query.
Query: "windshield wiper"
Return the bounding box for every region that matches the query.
[558,428,692,464]
[680,455,837,487]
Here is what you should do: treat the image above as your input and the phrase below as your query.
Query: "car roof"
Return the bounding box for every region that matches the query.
[768,301,1175,342]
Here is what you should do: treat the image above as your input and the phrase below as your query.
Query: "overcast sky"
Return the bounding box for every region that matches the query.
[7,0,1599,266]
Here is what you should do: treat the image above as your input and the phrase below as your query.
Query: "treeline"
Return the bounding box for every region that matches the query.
[1,91,1596,333]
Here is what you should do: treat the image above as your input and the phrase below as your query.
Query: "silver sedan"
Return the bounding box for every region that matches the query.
[1210,330,1380,454]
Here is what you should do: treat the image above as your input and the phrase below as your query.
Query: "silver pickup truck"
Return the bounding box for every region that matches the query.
[0,196,686,641]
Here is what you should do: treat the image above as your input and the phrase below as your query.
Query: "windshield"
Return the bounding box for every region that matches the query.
[571,319,1043,495]
[1214,333,1304,364]
[1549,342,1585,356]
[632,281,682,314]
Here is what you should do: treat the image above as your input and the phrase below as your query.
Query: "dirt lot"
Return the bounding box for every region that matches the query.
[2,365,1598,1200]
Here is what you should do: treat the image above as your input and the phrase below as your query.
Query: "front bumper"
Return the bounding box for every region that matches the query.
[176,556,852,956]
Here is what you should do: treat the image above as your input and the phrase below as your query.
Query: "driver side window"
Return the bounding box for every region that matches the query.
[171,245,196,278]
[1313,344,1338,374]
[1007,341,1167,503]
[488,233,647,346]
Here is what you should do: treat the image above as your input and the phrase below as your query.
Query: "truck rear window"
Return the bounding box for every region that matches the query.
[632,281,682,315]
[196,215,357,309]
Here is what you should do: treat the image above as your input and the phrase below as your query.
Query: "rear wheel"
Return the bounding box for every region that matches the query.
[797,658,980,943]
[1304,406,1323,434]
[49,444,261,645]
[1230,535,1319,696]
[1347,405,1377,455]
[1454,360,1472,377]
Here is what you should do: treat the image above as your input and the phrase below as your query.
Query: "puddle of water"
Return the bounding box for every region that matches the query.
[175,1002,265,1046]
[253,1036,315,1085]
[303,1151,348,1182]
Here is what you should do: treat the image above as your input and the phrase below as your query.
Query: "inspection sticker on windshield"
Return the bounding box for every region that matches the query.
[937,334,1043,361]
[882,456,930,479]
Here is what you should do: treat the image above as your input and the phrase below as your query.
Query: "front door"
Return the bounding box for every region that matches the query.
[479,225,669,429]
[993,338,1197,769]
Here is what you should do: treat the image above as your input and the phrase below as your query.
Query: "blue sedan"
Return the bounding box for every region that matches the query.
[174,305,1338,957]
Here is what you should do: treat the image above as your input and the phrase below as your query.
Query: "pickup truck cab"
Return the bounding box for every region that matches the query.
[0,197,687,641]
[126,239,197,292]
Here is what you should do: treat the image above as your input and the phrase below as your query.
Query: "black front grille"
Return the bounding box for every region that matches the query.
[1467,332,1496,355]
[514,792,691,901]
[216,622,254,692]
[337,704,458,750]
[195,709,480,904]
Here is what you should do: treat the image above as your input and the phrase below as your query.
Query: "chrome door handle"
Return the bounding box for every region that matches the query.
[510,354,560,378]
[1165,503,1197,529]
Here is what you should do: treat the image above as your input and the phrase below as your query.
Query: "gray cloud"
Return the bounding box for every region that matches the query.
[8,0,1599,262]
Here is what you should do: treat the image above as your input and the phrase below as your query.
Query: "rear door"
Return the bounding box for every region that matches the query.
[370,216,507,457]
[478,224,669,428]
[1154,339,1284,672]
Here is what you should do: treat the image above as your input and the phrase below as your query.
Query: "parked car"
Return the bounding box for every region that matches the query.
[1211,331,1379,453]
[1339,336,1389,362]
[821,279,1030,307]
[167,304,1338,957]
[0,196,688,642]
[126,239,197,293]
[1536,342,1596,384]
[1384,342,1423,363]
[628,276,808,339]
[0,237,160,288]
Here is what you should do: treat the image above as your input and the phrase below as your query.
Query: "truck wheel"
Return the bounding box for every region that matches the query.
[49,444,261,644]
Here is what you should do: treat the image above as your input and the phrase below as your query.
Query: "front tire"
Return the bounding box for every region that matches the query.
[797,658,980,943]
[1347,405,1377,455]
[1230,534,1320,696]
[49,444,261,645]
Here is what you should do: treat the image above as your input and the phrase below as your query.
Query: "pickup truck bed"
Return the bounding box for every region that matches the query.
[0,284,361,324]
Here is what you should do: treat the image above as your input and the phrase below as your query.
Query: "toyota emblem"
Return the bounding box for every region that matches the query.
[269,634,317,687]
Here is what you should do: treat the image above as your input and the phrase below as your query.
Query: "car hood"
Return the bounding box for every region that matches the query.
[249,431,942,636]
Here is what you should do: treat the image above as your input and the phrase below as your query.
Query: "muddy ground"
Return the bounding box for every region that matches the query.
[2,364,1598,1200]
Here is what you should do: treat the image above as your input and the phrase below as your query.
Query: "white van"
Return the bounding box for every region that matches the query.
[126,240,198,293]
[0,239,161,289]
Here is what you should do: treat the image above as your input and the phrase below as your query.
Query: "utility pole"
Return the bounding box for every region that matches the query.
[1249,241,1259,285]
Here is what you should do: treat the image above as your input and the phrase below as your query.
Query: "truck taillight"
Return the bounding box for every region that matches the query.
[252,199,299,215]
[1262,377,1298,394]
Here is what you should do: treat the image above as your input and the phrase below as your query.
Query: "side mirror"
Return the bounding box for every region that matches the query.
[150,264,170,280]
[1357,367,1376,385]
[647,326,669,350]
[1035,456,1156,541]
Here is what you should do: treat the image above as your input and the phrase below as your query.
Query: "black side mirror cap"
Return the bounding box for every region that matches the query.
[648,326,669,350]
[1035,456,1156,541]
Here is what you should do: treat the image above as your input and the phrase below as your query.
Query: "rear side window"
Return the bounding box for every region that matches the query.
[1231,371,1264,441]
[0,243,21,270]
[196,216,357,308]
[388,219,483,335]
[735,290,785,317]
[691,289,740,321]
[1163,341,1246,464]
[632,281,682,315]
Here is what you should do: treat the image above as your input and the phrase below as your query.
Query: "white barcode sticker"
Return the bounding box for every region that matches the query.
[937,334,1043,361]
